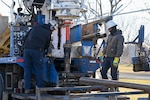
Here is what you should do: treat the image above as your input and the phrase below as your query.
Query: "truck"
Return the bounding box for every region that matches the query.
[0,0,150,100]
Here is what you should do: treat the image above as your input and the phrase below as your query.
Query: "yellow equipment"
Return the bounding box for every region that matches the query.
[0,27,10,57]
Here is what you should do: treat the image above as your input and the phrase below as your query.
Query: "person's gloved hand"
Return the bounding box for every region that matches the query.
[113,57,120,67]
[99,52,104,62]
[46,53,52,57]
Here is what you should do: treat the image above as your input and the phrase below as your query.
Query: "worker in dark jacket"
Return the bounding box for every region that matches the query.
[23,23,55,93]
[99,20,124,81]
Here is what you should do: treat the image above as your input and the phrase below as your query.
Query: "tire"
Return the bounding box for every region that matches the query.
[0,73,4,100]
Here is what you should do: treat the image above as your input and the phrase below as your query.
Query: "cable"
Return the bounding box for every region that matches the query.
[114,8,150,16]
[1,0,10,8]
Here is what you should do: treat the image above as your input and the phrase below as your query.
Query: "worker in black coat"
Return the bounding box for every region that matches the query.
[23,23,55,93]
[99,20,124,92]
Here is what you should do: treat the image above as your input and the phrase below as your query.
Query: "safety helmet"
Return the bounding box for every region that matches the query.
[106,20,117,29]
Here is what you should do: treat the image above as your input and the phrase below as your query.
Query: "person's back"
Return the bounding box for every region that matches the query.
[24,24,51,50]
[99,20,124,92]
[23,23,53,93]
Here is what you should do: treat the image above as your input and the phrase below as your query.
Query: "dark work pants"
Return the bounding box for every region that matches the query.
[23,49,44,89]
[101,57,119,80]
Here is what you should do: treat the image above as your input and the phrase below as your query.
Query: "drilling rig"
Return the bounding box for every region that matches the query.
[0,0,110,100]
[0,0,150,100]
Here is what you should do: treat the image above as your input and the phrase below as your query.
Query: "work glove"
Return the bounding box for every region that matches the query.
[113,57,120,67]
[99,52,104,62]
[46,53,52,57]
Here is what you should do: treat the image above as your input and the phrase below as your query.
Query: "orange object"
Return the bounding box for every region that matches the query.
[66,26,70,41]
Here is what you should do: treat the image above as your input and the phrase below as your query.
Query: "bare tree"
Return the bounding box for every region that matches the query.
[108,0,122,14]
[143,1,150,46]
[87,0,123,18]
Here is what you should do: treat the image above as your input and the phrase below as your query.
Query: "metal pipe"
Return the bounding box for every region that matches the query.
[66,25,70,44]
[80,77,150,93]
[82,33,106,40]
[64,21,72,73]
[36,86,103,92]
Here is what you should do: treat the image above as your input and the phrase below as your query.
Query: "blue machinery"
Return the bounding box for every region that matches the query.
[0,21,102,86]
[125,25,150,72]
[0,0,149,99]
[0,18,150,100]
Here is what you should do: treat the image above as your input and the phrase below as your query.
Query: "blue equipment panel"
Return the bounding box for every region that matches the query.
[70,25,82,43]
[132,57,149,71]
[138,25,144,43]
[73,58,100,73]
[37,15,45,25]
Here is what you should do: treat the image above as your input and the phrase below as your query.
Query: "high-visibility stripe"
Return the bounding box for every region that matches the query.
[17,59,24,62]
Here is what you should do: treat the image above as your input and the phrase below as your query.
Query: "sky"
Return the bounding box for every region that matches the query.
[0,0,13,16]
[0,0,150,45]
[114,0,150,45]
[84,0,150,45]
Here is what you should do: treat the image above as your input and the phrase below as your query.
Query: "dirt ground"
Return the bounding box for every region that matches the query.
[119,64,150,100]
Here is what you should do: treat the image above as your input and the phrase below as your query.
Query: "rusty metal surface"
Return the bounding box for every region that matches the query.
[82,16,111,36]
[80,77,150,93]
[11,84,146,100]
[12,90,143,100]
[82,20,102,36]
[12,93,108,100]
